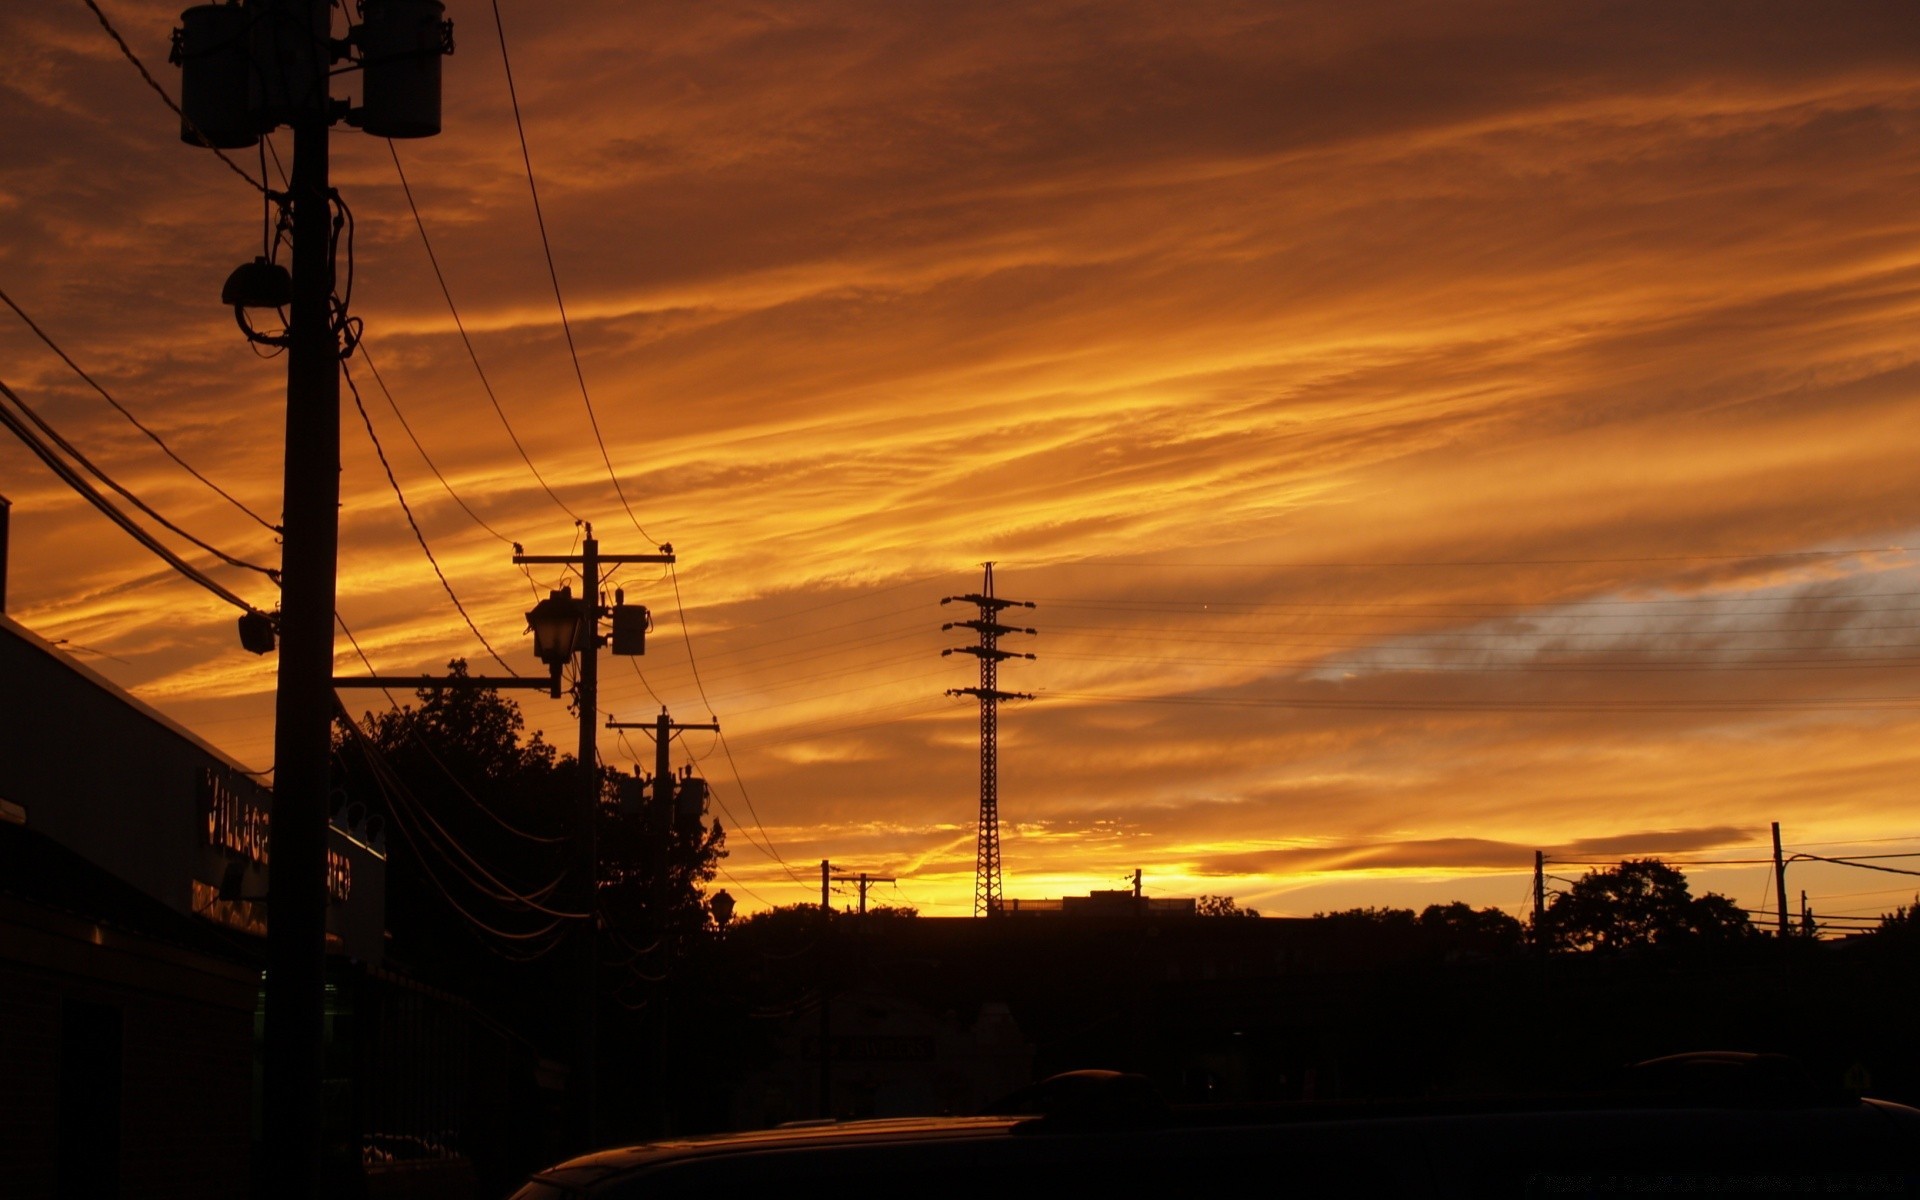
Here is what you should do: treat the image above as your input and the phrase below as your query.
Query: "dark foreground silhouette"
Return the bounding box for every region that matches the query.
[510,1054,1920,1197]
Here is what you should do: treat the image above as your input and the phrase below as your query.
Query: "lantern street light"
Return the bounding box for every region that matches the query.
[525,586,586,698]
[710,888,736,931]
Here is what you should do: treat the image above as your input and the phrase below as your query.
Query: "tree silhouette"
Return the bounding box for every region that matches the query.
[330,661,726,1043]
[1418,901,1524,957]
[1197,894,1260,917]
[1541,858,1756,952]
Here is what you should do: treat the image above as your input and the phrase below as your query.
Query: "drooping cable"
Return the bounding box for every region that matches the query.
[0,380,264,614]
[336,613,566,847]
[337,695,587,923]
[342,359,514,673]
[0,286,278,532]
[79,0,268,195]
[0,372,277,579]
[356,340,518,546]
[385,140,581,522]
[486,0,653,542]
[668,561,805,884]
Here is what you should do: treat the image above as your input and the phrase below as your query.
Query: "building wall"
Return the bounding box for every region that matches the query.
[0,894,256,1200]
[0,616,247,915]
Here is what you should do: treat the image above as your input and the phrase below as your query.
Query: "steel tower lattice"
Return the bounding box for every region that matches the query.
[942,563,1035,916]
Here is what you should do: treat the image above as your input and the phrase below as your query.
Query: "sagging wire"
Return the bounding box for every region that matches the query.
[342,358,514,672]
[0,379,270,617]
[337,698,587,923]
[0,286,278,533]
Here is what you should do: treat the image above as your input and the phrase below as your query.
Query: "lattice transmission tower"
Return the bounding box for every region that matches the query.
[942,563,1035,916]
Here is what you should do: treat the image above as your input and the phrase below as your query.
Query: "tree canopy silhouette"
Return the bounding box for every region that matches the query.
[1197,894,1260,918]
[329,661,726,1046]
[1541,858,1756,952]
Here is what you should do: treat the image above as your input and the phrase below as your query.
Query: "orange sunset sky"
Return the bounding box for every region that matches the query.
[5,1,1920,920]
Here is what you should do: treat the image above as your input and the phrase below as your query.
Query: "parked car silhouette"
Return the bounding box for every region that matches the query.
[509,1055,1920,1197]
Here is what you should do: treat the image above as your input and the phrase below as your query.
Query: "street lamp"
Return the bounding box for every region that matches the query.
[525,586,585,698]
[710,889,736,931]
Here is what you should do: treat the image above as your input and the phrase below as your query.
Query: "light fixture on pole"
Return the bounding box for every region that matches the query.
[221,256,294,348]
[710,888,736,931]
[525,586,585,698]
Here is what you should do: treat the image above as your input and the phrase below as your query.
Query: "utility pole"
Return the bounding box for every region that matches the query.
[829,869,898,914]
[1532,851,1546,947]
[263,31,337,1191]
[605,705,716,1138]
[173,0,453,1189]
[1772,821,1789,938]
[942,563,1035,917]
[1133,868,1143,900]
[608,707,720,823]
[514,527,674,1147]
[821,858,832,909]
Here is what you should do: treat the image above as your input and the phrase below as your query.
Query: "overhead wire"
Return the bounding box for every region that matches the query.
[487,0,652,542]
[0,286,278,532]
[1042,690,1920,713]
[0,379,266,614]
[354,341,518,547]
[385,140,581,522]
[337,696,587,920]
[79,0,269,195]
[1028,549,1904,570]
[668,561,806,884]
[339,713,573,945]
[342,359,514,672]
[0,373,278,579]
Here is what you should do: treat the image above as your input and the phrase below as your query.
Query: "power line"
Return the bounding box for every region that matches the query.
[1042,690,1920,713]
[79,0,267,195]
[355,339,518,547]
[0,370,277,579]
[0,378,264,614]
[342,359,513,672]
[486,0,651,542]
[1792,853,1920,878]
[337,709,575,944]
[1029,549,1904,570]
[668,560,806,885]
[1044,649,1920,675]
[385,140,580,522]
[0,286,278,532]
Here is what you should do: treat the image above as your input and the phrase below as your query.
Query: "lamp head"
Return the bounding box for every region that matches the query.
[221,257,293,308]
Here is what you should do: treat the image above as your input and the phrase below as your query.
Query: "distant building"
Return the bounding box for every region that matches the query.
[1001,889,1198,917]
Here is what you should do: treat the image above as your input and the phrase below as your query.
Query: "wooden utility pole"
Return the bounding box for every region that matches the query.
[1532,850,1546,946]
[514,529,674,1146]
[830,869,898,913]
[1772,821,1790,938]
[261,5,342,1190]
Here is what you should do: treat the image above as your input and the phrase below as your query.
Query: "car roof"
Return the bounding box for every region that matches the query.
[529,1116,1023,1191]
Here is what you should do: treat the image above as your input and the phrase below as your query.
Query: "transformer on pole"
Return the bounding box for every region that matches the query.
[942,563,1034,917]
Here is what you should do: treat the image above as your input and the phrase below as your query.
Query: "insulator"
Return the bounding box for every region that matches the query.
[358,0,452,139]
[172,5,259,149]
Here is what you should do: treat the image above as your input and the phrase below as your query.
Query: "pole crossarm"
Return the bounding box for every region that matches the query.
[941,593,1034,611]
[333,675,557,689]
[943,646,1035,663]
[609,718,720,736]
[942,619,1037,637]
[514,552,675,565]
[946,687,1035,701]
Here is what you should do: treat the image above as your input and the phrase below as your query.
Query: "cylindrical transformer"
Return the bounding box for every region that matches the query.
[173,4,259,149]
[358,0,450,139]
